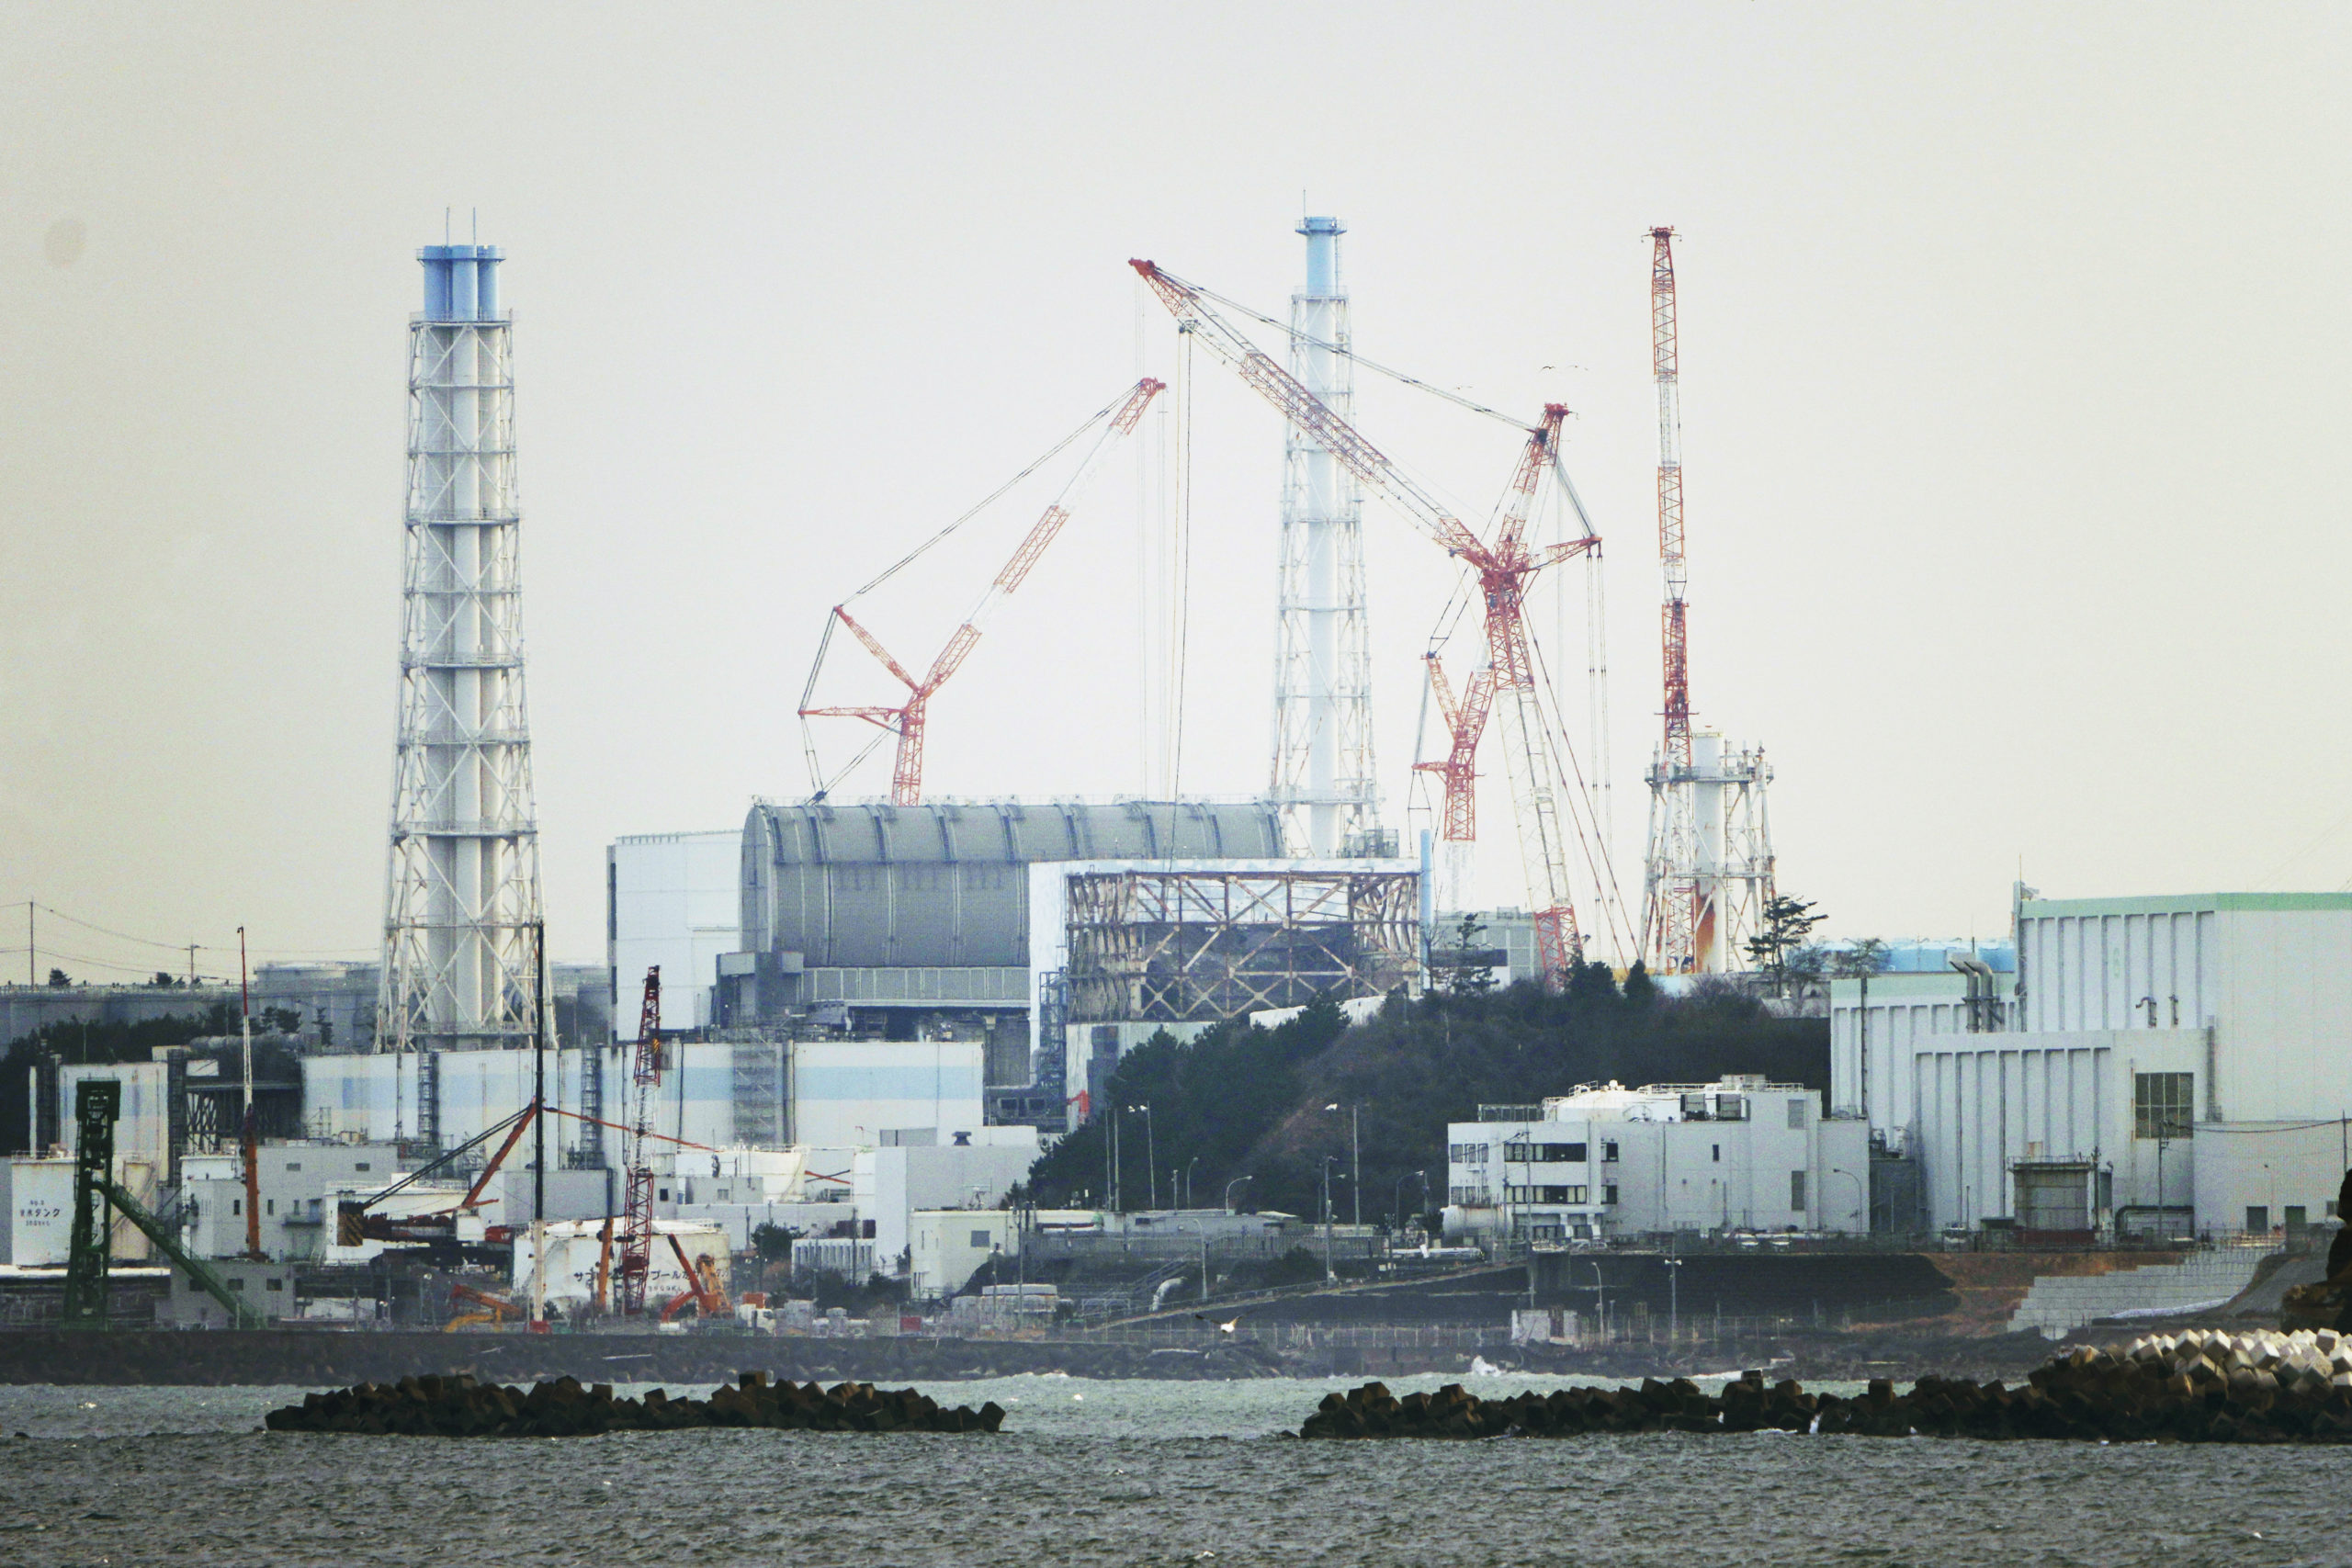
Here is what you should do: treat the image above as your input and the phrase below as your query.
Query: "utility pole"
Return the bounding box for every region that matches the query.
[532,919,547,1236]
[1136,1105,1156,1211]
[238,927,261,1262]
[1351,1105,1361,1229]
[1321,1156,1337,1281]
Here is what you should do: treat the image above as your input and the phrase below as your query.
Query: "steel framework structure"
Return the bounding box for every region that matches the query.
[1064,868,1419,1023]
[1639,228,1774,972]
[1272,218,1379,857]
[378,243,542,1063]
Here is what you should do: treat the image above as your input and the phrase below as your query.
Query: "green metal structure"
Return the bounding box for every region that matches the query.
[62,1078,262,1330]
[60,1080,118,1328]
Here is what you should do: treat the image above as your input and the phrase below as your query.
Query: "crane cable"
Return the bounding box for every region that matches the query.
[797,390,1136,797]
[1184,278,1532,432]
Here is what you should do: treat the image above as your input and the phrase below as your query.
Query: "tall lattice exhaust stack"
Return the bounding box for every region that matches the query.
[377,239,543,1121]
[1640,227,1774,974]
[1273,216,1380,858]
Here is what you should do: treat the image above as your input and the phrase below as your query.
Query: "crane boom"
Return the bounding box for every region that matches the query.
[1135,254,1610,981]
[616,967,660,1316]
[1643,225,1702,973]
[801,377,1163,805]
[1130,261,1484,559]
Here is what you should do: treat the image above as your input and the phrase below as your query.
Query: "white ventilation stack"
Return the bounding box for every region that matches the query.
[1273,216,1380,857]
[376,240,543,1119]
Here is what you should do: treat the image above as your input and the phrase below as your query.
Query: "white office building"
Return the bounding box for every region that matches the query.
[1444,1076,1866,1244]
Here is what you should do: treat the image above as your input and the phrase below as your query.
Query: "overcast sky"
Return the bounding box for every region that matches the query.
[2,2,2346,976]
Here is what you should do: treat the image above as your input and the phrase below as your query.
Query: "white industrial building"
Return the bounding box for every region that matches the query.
[179,1143,403,1262]
[1443,1077,1866,1243]
[302,1036,978,1157]
[1831,891,2352,1238]
[608,830,743,1033]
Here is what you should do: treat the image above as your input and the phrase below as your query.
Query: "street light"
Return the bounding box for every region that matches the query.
[1130,1105,1157,1212]
[1185,1156,1200,1212]
[1393,1169,1429,1235]
[1325,1102,1362,1228]
[1661,1253,1682,1337]
[1829,1167,1867,1235]
[1321,1155,1344,1282]
[1224,1174,1253,1215]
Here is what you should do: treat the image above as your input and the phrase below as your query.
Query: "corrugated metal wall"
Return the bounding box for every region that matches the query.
[743,800,1283,969]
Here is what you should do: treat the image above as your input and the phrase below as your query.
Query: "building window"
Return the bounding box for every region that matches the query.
[1791,1171,1807,1212]
[1448,1143,1490,1165]
[1529,1143,1587,1164]
[2286,1206,2309,1231]
[969,1230,990,1249]
[2247,1205,2270,1234]
[1602,1142,1620,1163]
[2133,1073,2194,1139]
[228,1278,245,1292]
[1712,1145,1721,1163]
[1508,1185,1591,1205]
[266,1278,284,1292]
[1787,1100,1806,1130]
[1602,1185,1619,1205]
[266,1200,275,1216]
[232,1199,241,1216]
[355,1162,370,1173]
[1450,1186,1491,1207]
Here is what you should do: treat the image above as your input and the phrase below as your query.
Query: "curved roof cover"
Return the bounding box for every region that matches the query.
[743,800,1282,970]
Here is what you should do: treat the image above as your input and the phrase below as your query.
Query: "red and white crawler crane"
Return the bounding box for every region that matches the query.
[1132,259,1606,983]
[614,966,661,1317]
[800,378,1163,806]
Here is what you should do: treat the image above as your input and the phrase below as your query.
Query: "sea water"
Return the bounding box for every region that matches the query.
[0,1373,2335,1565]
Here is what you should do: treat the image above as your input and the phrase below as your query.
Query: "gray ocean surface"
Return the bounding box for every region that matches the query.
[0,1372,2337,1567]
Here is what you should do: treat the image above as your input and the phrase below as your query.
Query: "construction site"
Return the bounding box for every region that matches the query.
[7,213,2341,1380]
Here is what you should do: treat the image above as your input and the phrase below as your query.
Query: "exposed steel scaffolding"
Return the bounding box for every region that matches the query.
[1064,867,1420,1023]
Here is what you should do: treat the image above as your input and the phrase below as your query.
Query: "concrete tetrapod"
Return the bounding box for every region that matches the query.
[1302,1332,2352,1444]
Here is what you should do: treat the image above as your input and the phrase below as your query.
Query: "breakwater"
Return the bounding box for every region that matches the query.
[263,1371,1002,1437]
[1303,1328,2352,1443]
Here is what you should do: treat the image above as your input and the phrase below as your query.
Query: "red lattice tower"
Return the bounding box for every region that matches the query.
[615,966,661,1316]
[1646,226,1701,972]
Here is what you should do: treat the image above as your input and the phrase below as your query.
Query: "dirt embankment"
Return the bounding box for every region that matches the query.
[1896,1251,2176,1337]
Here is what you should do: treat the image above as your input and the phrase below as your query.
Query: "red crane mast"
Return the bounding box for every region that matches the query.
[800,378,1163,805]
[1644,226,1702,972]
[1132,259,1602,982]
[615,966,661,1316]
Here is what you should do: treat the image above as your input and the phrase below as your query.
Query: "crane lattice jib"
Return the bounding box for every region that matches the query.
[799,378,1163,806]
[1645,225,1700,974]
[1413,656,1497,843]
[616,965,662,1316]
